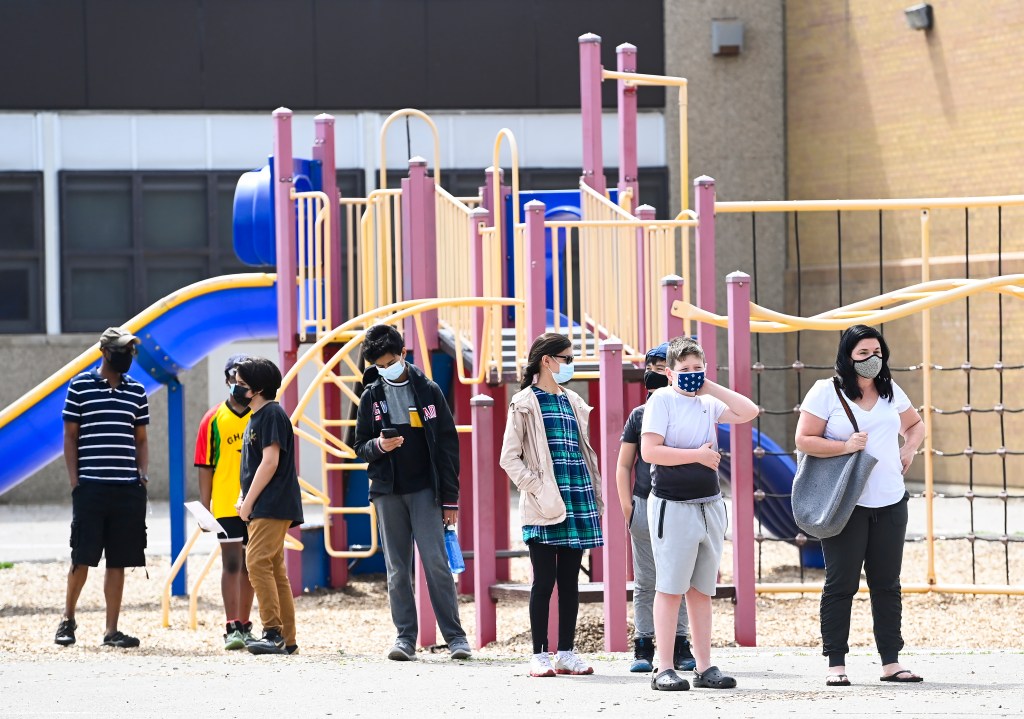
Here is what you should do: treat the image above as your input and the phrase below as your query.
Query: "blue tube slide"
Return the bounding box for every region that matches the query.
[0,275,278,497]
[716,424,825,567]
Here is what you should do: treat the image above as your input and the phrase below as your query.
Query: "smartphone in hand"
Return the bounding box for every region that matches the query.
[381,427,399,439]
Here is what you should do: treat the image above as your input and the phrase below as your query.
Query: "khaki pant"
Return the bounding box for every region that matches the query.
[246,518,296,646]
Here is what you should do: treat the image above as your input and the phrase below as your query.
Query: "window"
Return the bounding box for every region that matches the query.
[0,173,45,333]
[60,171,261,331]
[60,170,367,332]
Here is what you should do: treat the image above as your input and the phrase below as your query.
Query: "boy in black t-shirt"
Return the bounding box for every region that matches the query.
[354,324,471,661]
[234,357,303,656]
[615,343,694,673]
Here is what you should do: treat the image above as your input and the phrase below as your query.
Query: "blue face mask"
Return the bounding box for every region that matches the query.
[379,359,406,382]
[676,370,705,394]
[552,361,575,385]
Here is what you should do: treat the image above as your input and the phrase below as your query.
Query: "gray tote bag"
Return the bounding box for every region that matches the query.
[792,379,878,539]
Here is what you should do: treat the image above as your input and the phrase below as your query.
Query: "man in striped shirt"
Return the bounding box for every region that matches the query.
[55,327,150,649]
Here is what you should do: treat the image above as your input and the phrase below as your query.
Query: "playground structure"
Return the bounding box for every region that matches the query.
[2,33,1023,652]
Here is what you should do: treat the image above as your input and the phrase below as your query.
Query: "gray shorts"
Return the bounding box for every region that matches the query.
[647,496,727,596]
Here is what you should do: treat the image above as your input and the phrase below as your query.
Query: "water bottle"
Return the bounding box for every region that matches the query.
[444,524,466,575]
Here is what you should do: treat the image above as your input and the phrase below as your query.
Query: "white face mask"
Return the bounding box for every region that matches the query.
[379,359,406,382]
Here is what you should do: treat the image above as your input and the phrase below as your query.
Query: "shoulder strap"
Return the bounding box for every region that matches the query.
[832,378,860,433]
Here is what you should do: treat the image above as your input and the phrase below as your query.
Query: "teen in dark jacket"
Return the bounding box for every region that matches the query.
[353,324,471,662]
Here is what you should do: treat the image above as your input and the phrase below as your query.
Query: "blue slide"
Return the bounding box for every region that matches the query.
[0,274,278,496]
[716,424,824,566]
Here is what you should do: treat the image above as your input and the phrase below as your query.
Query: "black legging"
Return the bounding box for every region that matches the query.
[528,542,584,654]
[820,493,909,666]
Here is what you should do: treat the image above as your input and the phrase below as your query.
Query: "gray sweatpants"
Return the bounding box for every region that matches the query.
[372,487,468,646]
[630,495,689,638]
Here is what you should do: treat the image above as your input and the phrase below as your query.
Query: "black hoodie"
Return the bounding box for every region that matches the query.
[354,362,460,506]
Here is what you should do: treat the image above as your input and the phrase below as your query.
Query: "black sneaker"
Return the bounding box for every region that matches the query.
[674,635,696,671]
[247,629,287,655]
[285,645,299,655]
[55,618,77,646]
[102,631,140,648]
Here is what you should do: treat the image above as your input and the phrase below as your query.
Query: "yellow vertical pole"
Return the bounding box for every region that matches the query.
[679,84,691,334]
[920,209,936,585]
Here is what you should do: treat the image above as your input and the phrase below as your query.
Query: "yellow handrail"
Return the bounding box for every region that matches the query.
[1,273,276,432]
[716,195,1024,213]
[379,109,441,189]
[292,189,332,342]
[277,296,522,559]
[672,275,1024,333]
[602,68,688,213]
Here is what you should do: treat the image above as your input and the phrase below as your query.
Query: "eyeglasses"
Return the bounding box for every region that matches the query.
[551,353,575,364]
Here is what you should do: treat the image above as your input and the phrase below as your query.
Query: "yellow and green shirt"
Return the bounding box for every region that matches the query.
[193,401,250,519]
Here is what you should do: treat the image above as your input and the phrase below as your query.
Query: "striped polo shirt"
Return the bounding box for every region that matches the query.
[62,369,150,484]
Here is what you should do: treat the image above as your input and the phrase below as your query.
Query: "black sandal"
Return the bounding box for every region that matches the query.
[826,673,851,686]
[880,669,923,683]
[651,668,690,691]
[692,665,737,689]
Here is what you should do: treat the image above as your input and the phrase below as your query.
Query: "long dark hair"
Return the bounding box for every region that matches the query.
[835,324,893,401]
[520,333,572,390]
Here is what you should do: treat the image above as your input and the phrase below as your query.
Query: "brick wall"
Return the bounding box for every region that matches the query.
[786,1,1024,485]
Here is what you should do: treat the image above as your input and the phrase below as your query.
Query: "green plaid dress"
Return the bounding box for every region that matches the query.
[522,387,604,549]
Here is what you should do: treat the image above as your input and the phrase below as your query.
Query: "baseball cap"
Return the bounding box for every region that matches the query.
[99,327,140,350]
[645,342,669,363]
[224,353,251,379]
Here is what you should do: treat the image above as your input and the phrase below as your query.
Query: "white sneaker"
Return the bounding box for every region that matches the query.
[552,650,593,675]
[529,652,556,677]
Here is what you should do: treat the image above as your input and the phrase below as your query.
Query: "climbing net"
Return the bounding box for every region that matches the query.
[727,204,1024,591]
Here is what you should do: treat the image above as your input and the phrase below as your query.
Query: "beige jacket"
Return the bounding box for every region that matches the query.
[499,385,604,526]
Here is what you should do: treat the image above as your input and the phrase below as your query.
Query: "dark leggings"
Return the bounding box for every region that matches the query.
[820,493,909,667]
[528,542,584,654]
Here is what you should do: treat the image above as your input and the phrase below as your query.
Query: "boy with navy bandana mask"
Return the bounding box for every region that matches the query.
[615,343,695,673]
[354,324,471,662]
[640,337,759,691]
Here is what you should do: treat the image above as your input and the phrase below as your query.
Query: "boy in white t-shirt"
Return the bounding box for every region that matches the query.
[640,336,759,691]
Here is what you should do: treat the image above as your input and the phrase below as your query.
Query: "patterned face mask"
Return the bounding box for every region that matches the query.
[675,370,705,394]
[853,354,883,379]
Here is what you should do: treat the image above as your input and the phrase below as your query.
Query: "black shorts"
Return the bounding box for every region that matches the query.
[70,482,147,568]
[216,516,249,545]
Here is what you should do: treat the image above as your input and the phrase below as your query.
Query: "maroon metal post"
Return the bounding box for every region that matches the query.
[471,394,498,648]
[579,33,607,194]
[695,176,718,381]
[272,107,304,596]
[524,200,547,344]
[599,340,628,651]
[726,271,756,646]
[454,380,475,595]
[661,275,686,342]
[616,43,639,212]
[401,157,438,352]
[635,204,656,353]
[469,207,491,392]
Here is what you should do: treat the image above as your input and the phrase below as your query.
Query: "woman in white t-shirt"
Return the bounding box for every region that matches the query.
[795,325,926,686]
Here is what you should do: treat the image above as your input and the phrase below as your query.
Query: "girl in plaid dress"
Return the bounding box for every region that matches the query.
[499,333,604,678]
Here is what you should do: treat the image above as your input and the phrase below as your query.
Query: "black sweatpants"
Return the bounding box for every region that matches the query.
[820,493,909,666]
[528,542,584,654]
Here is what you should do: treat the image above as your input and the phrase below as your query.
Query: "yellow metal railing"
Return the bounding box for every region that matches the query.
[277,297,523,560]
[292,189,332,342]
[435,185,475,349]
[355,189,403,316]
[673,273,1024,596]
[379,109,441,190]
[602,68,688,213]
[535,183,696,365]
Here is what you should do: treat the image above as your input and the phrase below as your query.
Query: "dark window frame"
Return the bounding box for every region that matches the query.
[59,169,365,332]
[0,172,46,333]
